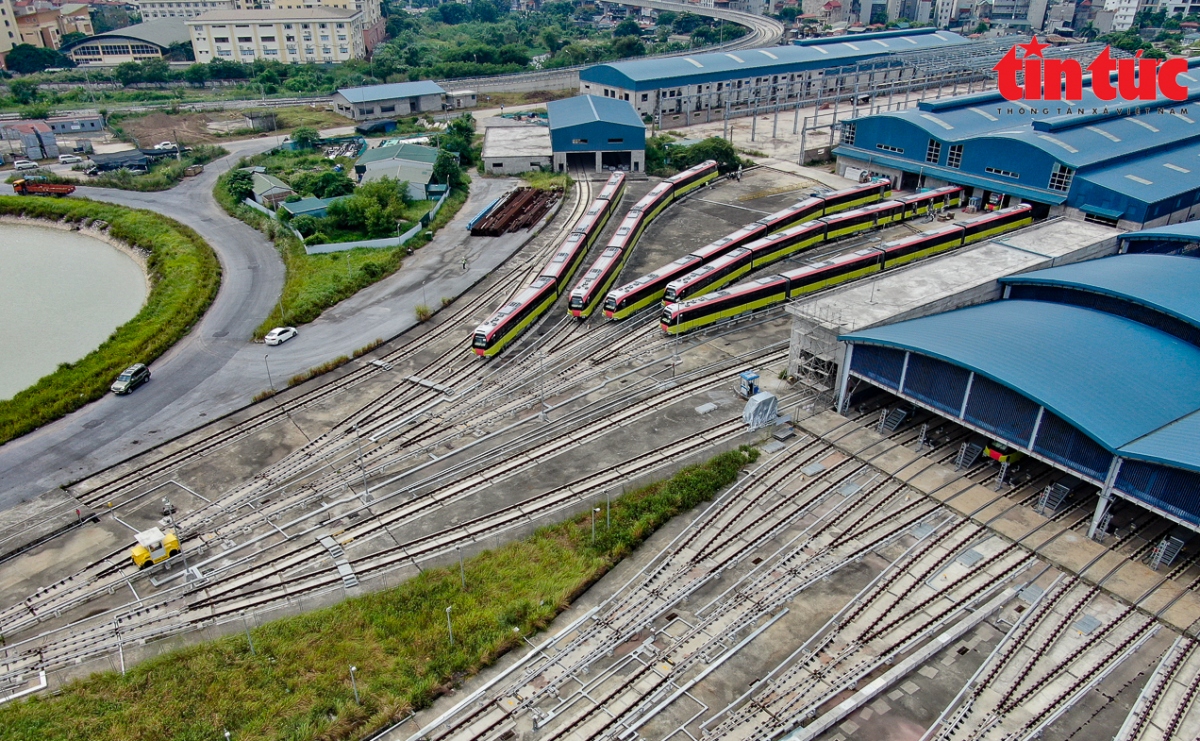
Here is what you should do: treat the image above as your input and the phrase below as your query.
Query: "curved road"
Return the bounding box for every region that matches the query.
[0,141,523,509]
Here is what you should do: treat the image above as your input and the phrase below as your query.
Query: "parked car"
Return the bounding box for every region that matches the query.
[13,160,39,171]
[111,363,151,395]
[58,154,83,164]
[154,141,175,149]
[264,327,298,346]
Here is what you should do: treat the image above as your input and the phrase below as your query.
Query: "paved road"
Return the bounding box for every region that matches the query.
[0,141,526,510]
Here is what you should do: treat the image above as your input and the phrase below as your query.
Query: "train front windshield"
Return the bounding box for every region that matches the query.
[569,295,584,309]
[604,297,618,311]
[473,333,489,348]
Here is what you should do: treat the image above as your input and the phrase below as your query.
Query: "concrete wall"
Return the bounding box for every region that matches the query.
[484,155,551,176]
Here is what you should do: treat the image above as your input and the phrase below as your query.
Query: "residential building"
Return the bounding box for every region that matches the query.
[188,8,365,64]
[251,171,294,208]
[0,0,17,63]
[332,81,446,121]
[62,19,189,65]
[263,0,383,50]
[1103,0,1136,31]
[360,159,436,201]
[135,0,235,21]
[14,2,92,49]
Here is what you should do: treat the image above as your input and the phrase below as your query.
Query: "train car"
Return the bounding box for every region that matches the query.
[661,276,789,335]
[664,247,755,304]
[596,170,627,202]
[665,159,719,198]
[894,185,963,220]
[473,277,559,357]
[818,177,893,214]
[569,246,628,318]
[604,255,702,319]
[879,225,966,269]
[784,249,889,300]
[747,220,828,270]
[959,204,1033,244]
[818,200,906,241]
[757,196,827,236]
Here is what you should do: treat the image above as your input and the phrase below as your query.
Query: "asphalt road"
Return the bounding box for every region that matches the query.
[0,142,525,511]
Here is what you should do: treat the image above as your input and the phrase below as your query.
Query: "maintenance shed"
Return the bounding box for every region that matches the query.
[838,253,1200,535]
[1118,221,1200,257]
[481,126,552,176]
[833,57,1200,229]
[333,81,446,122]
[547,95,645,173]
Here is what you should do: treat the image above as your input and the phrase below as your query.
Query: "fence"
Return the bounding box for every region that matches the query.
[303,188,452,255]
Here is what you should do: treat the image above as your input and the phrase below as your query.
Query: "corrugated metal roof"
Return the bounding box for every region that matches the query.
[1122,409,1200,472]
[1120,220,1200,244]
[579,30,967,90]
[62,19,188,51]
[840,301,1200,468]
[830,148,1068,203]
[356,141,440,167]
[336,81,445,104]
[1001,254,1200,330]
[547,95,644,130]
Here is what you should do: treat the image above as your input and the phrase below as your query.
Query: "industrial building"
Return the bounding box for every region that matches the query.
[1118,220,1200,257]
[547,94,645,173]
[833,58,1200,230]
[577,29,969,119]
[61,19,189,66]
[836,253,1200,538]
[481,126,552,176]
[332,81,447,121]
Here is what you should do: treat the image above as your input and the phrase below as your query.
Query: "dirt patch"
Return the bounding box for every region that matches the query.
[116,106,351,147]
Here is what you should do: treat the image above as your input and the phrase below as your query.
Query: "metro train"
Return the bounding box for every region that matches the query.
[568,160,719,319]
[662,186,965,306]
[660,204,1033,335]
[471,172,627,357]
[601,178,909,320]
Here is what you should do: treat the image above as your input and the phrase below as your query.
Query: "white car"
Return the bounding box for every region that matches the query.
[154,141,175,150]
[58,154,83,164]
[13,160,38,171]
[264,327,298,346]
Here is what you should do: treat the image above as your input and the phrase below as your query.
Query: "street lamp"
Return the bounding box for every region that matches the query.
[349,665,360,704]
[421,279,428,307]
[445,605,454,646]
[224,730,231,741]
[591,507,601,543]
[264,354,274,391]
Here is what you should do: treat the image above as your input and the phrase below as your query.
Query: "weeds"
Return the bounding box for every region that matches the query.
[352,338,385,358]
[252,389,277,403]
[0,447,757,741]
[0,198,219,445]
[415,304,433,323]
[287,355,351,387]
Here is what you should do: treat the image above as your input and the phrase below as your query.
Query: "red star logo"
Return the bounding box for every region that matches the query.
[1019,35,1050,58]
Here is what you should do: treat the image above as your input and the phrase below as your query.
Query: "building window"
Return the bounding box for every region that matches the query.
[237,35,251,42]
[876,143,903,154]
[214,36,228,42]
[380,105,395,112]
[842,122,855,145]
[260,35,275,42]
[947,144,963,169]
[608,138,623,143]
[985,166,1019,179]
[925,139,941,165]
[641,93,648,102]
[1048,163,1074,192]
[572,138,588,144]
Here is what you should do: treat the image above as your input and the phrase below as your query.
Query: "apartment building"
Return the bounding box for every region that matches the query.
[0,0,18,62]
[264,0,383,49]
[136,0,235,21]
[187,8,365,63]
[14,2,92,49]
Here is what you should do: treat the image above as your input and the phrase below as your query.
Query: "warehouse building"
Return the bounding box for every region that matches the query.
[481,126,552,176]
[577,28,969,119]
[332,81,447,121]
[547,95,645,173]
[1118,221,1200,257]
[837,253,1200,535]
[61,19,189,66]
[833,58,1200,229]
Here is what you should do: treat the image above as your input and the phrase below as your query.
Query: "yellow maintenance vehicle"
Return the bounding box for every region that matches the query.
[130,527,181,569]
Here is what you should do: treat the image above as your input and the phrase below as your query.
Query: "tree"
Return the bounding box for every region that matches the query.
[141,58,170,83]
[610,35,646,57]
[183,63,210,85]
[498,43,531,66]
[434,149,466,188]
[613,18,642,37]
[541,26,565,55]
[114,61,144,85]
[60,31,89,47]
[672,12,704,33]
[291,214,320,236]
[291,126,321,150]
[312,170,355,198]
[9,79,39,105]
[227,170,255,202]
[4,44,65,74]
[657,10,678,26]
[434,3,471,24]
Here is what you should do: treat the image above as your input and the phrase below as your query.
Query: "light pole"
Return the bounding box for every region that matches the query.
[457,546,465,590]
[224,730,231,741]
[349,665,360,704]
[421,279,428,307]
[445,605,454,646]
[264,354,274,391]
[591,507,601,543]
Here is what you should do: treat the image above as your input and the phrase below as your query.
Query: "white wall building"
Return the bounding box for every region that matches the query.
[1103,0,1137,31]
[188,7,365,63]
[137,0,235,21]
[264,0,383,49]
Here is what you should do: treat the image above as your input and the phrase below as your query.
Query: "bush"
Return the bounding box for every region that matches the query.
[415,304,433,322]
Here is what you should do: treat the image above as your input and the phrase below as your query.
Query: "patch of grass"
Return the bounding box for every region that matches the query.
[214,164,469,337]
[352,338,385,358]
[0,447,757,741]
[0,198,220,445]
[87,145,227,191]
[287,355,351,388]
[252,389,277,403]
[521,171,572,192]
[415,304,433,323]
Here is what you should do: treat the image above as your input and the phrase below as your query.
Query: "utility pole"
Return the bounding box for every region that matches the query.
[445,605,454,646]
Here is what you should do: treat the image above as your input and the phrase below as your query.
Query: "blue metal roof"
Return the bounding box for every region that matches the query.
[1122,409,1200,471]
[337,81,445,104]
[828,148,1068,203]
[1001,254,1200,330]
[1120,220,1200,244]
[578,30,968,91]
[548,95,644,130]
[841,300,1200,472]
[1076,137,1200,203]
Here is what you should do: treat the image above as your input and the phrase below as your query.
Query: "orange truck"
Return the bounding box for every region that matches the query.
[11,178,75,197]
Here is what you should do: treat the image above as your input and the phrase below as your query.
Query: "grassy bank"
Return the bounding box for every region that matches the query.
[0,447,758,741]
[214,168,469,337]
[0,198,219,446]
